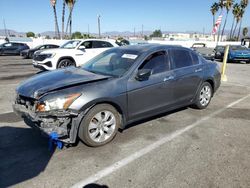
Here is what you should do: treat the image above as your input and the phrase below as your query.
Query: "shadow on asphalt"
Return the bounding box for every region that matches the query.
[0,125,55,187]
[83,183,109,188]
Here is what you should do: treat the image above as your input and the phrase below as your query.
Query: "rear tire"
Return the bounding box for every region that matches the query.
[78,104,120,147]
[193,82,213,109]
[57,59,75,69]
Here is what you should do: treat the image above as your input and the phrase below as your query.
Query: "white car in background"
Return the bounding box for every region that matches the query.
[32,39,119,71]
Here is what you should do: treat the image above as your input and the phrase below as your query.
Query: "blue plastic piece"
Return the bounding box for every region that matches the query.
[49,132,64,150]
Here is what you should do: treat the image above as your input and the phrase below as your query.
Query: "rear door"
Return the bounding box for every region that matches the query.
[169,49,203,105]
[127,50,175,120]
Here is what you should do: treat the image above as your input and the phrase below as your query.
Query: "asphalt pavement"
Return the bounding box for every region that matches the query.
[0,56,250,188]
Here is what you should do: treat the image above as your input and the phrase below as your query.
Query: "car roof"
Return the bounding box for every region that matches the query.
[116,44,189,54]
[71,38,115,42]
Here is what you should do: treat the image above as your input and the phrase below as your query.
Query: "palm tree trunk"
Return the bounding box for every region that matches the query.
[217,24,222,42]
[70,19,72,37]
[220,11,229,41]
[62,0,66,39]
[53,6,60,39]
[229,18,235,39]
[237,19,243,41]
[65,1,76,38]
[213,15,215,41]
[216,9,223,42]
[232,22,238,39]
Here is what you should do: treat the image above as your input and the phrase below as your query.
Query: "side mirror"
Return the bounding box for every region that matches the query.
[135,69,151,81]
[78,46,86,51]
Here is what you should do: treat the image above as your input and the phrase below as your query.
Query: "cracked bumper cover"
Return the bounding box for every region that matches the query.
[12,103,83,143]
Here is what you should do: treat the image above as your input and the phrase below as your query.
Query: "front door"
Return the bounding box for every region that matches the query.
[127,50,175,120]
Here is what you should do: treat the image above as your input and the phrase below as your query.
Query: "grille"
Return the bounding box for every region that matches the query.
[33,54,48,61]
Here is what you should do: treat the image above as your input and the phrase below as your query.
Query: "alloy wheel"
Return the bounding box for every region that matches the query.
[88,110,116,143]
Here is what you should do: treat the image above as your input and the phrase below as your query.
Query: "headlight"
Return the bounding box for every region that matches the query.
[42,53,56,58]
[36,93,81,112]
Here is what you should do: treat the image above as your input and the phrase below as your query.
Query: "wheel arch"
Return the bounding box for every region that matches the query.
[204,78,215,95]
[79,100,127,129]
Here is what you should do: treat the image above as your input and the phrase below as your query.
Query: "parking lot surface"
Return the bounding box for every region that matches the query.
[0,56,250,188]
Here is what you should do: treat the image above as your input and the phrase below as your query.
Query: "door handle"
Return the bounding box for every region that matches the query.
[195,68,203,73]
[164,75,174,82]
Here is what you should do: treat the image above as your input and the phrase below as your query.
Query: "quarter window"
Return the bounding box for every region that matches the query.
[190,52,199,65]
[170,49,193,69]
[139,51,169,75]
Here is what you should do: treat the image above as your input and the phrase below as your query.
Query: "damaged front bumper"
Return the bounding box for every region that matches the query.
[13,102,83,144]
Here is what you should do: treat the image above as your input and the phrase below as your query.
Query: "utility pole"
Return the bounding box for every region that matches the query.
[98,15,101,38]
[88,24,90,36]
[134,27,136,37]
[141,24,144,38]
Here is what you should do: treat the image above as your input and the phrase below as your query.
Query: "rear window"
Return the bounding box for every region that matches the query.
[93,41,113,48]
[190,52,199,65]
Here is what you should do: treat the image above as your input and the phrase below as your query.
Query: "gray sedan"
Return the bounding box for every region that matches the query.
[13,44,221,147]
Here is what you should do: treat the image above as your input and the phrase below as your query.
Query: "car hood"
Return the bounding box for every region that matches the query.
[230,50,250,54]
[16,67,111,99]
[36,48,75,55]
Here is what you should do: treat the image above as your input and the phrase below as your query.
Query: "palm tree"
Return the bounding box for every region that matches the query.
[232,3,242,38]
[62,0,66,39]
[210,2,219,29]
[236,7,245,40]
[65,0,76,38]
[217,0,225,42]
[220,0,233,41]
[229,3,237,39]
[50,0,60,39]
[237,0,248,40]
[210,2,219,41]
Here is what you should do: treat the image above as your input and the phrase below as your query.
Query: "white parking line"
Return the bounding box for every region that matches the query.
[71,93,250,188]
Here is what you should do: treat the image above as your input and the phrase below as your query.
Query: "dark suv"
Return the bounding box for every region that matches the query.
[0,42,30,55]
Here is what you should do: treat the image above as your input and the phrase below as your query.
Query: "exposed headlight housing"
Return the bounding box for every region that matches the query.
[36,93,81,112]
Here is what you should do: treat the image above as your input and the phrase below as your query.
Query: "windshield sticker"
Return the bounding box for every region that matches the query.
[122,54,138,59]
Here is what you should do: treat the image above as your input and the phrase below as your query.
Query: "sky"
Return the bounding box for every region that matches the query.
[0,0,249,34]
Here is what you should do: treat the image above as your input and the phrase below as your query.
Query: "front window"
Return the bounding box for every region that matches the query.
[82,49,140,77]
[60,40,81,49]
[139,51,169,75]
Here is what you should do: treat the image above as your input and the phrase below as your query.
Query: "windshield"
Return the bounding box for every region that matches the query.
[60,40,81,49]
[231,45,248,51]
[82,48,140,77]
[216,46,225,51]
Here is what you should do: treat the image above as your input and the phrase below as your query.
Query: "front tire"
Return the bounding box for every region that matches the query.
[78,104,120,147]
[57,59,75,69]
[28,52,33,59]
[193,82,213,109]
